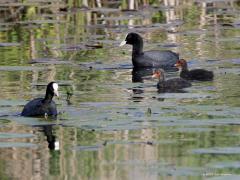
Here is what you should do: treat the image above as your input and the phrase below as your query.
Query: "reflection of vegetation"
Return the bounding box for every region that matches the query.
[25,7,36,20]
[183,5,200,26]
[0,160,9,180]
[167,111,228,119]
[49,151,60,176]
[152,11,165,23]
[73,49,110,62]
[234,0,240,9]
[1,0,240,179]
[76,129,97,145]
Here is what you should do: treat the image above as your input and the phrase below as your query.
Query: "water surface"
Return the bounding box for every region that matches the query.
[0,0,240,179]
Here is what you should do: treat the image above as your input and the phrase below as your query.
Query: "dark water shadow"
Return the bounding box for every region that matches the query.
[35,124,59,151]
[79,61,133,70]
[5,114,62,151]
[132,67,177,83]
[132,67,154,83]
[157,89,189,93]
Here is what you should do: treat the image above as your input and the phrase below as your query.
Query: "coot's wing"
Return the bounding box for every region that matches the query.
[48,101,57,116]
[165,78,191,89]
[21,98,44,116]
[190,69,214,80]
[140,50,179,67]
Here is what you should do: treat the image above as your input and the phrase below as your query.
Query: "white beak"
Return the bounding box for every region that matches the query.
[152,74,157,78]
[119,40,127,47]
[55,141,60,150]
[54,89,59,97]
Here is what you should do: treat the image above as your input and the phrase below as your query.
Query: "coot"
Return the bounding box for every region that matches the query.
[175,59,214,81]
[120,32,179,68]
[152,69,191,92]
[21,82,59,117]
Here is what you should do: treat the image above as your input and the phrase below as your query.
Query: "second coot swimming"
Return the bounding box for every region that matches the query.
[152,69,192,92]
[175,59,214,81]
[21,82,59,117]
[120,32,179,69]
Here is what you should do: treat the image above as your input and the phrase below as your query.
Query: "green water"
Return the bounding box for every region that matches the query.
[0,0,240,179]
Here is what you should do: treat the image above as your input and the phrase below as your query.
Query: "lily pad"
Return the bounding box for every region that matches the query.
[73,145,102,151]
[0,142,37,148]
[0,42,20,47]
[0,132,34,139]
[191,147,240,155]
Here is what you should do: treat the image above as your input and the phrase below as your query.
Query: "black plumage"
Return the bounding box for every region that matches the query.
[120,33,179,69]
[175,59,214,81]
[152,69,191,92]
[21,82,59,117]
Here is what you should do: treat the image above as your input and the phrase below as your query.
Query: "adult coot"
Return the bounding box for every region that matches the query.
[21,82,59,117]
[120,32,179,68]
[175,59,214,81]
[152,69,191,92]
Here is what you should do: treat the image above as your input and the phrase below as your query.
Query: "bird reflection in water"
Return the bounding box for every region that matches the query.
[38,125,59,150]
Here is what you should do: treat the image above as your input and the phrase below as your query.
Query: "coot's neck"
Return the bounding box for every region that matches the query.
[157,73,166,87]
[179,65,188,75]
[43,90,54,103]
[132,39,143,57]
[181,64,188,72]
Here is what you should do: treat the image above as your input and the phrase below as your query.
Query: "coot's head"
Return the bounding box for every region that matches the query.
[174,59,188,70]
[46,82,59,97]
[120,32,143,46]
[152,69,165,81]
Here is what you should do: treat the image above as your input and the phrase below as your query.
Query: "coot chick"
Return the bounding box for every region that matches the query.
[175,59,214,81]
[21,82,59,117]
[120,32,179,69]
[152,69,191,92]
